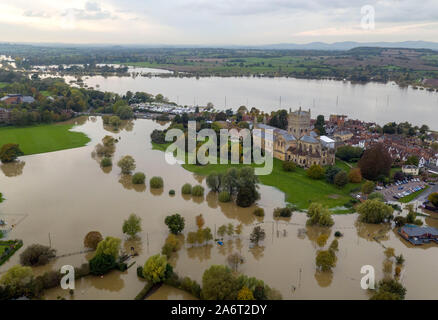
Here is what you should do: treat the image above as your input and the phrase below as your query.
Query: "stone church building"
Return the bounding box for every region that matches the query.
[254,107,335,168]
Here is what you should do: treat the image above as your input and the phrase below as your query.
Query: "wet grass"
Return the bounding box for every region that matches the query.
[0,124,90,155]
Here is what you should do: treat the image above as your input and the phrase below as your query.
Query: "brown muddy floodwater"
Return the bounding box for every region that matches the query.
[0,117,437,300]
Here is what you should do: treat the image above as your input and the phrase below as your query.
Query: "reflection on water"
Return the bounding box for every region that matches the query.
[0,161,25,177]
[147,284,198,300]
[0,117,437,300]
[119,174,146,192]
[314,270,333,288]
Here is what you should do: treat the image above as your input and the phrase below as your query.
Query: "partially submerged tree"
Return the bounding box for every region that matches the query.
[19,244,56,266]
[84,231,103,249]
[164,213,185,234]
[122,213,142,237]
[250,226,266,246]
[117,155,136,174]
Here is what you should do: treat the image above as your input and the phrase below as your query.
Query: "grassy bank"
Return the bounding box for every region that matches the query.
[399,186,430,203]
[152,142,359,212]
[0,123,90,155]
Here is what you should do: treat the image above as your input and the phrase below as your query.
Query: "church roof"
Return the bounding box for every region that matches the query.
[300,135,319,144]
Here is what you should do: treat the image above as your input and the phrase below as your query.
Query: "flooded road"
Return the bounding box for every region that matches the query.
[0,117,437,300]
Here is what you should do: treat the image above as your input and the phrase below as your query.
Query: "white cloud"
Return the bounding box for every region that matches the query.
[0,0,436,44]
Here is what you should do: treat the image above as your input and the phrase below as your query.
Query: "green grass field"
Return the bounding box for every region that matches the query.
[0,123,90,155]
[152,142,359,212]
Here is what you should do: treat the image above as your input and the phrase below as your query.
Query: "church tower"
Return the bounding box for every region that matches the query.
[287,107,311,139]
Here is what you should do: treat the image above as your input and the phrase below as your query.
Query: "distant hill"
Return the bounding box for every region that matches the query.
[242,41,438,51]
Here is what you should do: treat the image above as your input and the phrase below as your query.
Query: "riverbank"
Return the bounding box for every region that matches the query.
[0,122,90,155]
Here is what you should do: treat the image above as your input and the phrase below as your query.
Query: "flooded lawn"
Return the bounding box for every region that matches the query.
[1,117,437,300]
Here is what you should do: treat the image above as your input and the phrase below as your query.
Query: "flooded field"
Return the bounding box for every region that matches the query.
[0,117,437,300]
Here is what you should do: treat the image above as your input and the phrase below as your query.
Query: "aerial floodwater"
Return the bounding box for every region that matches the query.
[1,117,437,300]
[67,72,438,130]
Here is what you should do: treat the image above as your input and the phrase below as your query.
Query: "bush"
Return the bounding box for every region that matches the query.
[181,183,192,195]
[131,172,146,184]
[218,191,231,202]
[169,189,175,195]
[150,176,163,189]
[282,161,296,172]
[0,144,23,163]
[273,207,293,218]
[84,231,103,249]
[100,157,112,167]
[306,164,325,180]
[253,208,265,217]
[20,244,56,266]
[191,185,205,197]
[334,171,348,188]
[348,168,362,183]
[137,266,145,278]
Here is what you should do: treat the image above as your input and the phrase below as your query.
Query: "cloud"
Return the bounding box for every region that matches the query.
[0,0,437,44]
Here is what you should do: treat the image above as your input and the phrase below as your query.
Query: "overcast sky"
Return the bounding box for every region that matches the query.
[1,0,437,45]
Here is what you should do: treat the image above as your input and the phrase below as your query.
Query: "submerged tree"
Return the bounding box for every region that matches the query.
[122,213,142,237]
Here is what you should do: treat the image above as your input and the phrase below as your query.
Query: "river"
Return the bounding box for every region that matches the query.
[64,74,438,130]
[0,117,437,300]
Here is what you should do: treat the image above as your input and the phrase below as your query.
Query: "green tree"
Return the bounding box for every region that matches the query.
[181,183,192,195]
[368,192,385,201]
[316,250,336,271]
[336,145,363,162]
[358,143,392,180]
[0,144,24,163]
[334,171,348,188]
[206,172,222,192]
[89,253,116,275]
[117,155,136,174]
[19,244,56,266]
[306,203,334,227]
[202,265,240,300]
[306,164,325,180]
[122,213,142,237]
[150,176,164,189]
[405,155,419,166]
[362,180,375,195]
[325,166,341,184]
[357,200,394,224]
[314,115,326,135]
[164,214,185,234]
[250,226,266,246]
[143,254,168,284]
[370,278,406,300]
[131,172,146,184]
[217,225,227,237]
[94,236,121,259]
[0,265,33,291]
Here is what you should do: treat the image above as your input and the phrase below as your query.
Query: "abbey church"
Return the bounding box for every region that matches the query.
[254,107,336,168]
